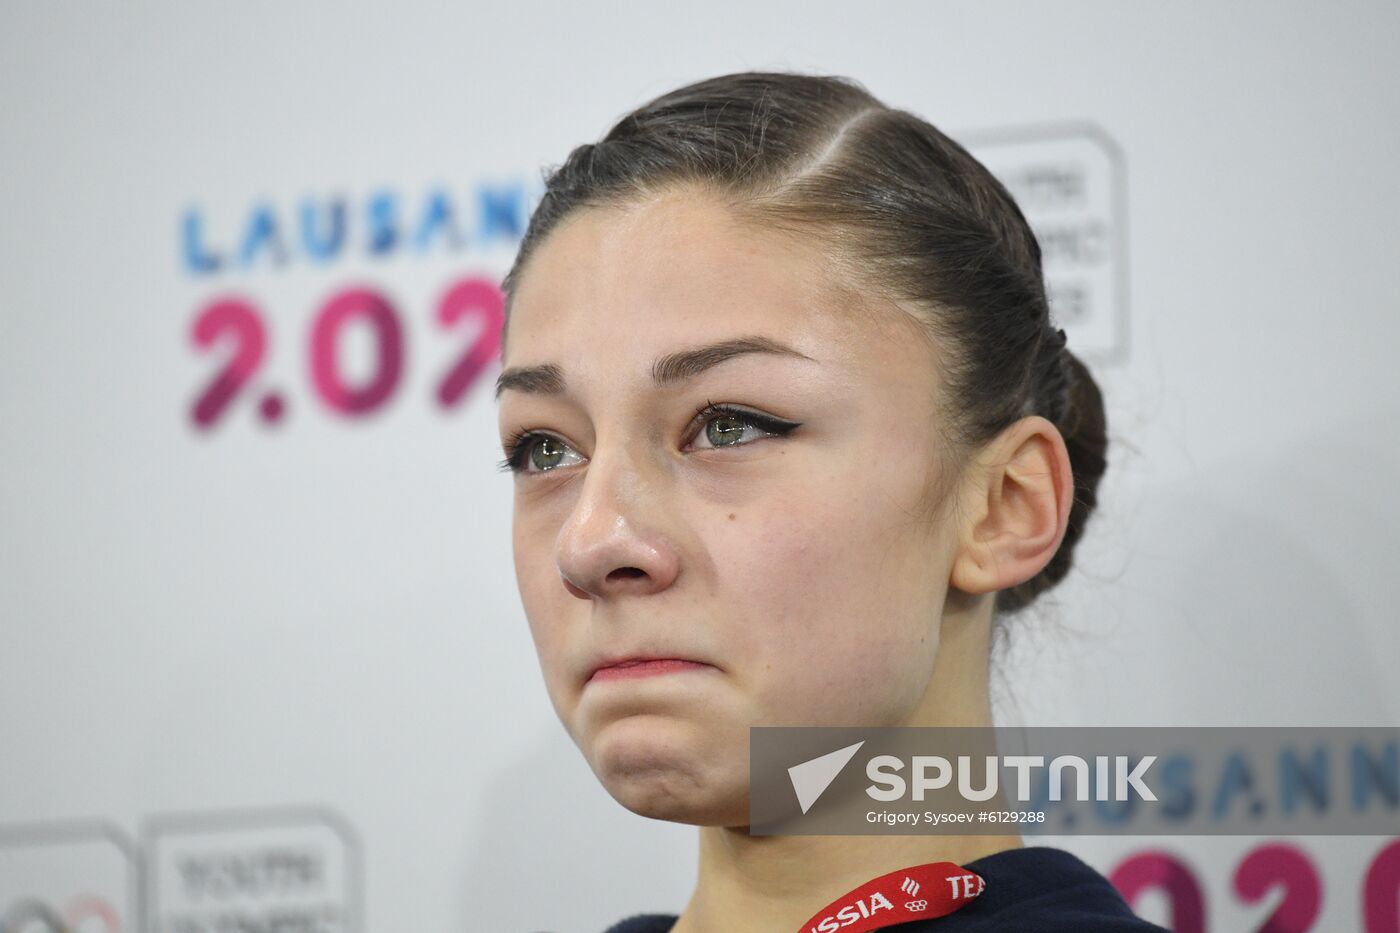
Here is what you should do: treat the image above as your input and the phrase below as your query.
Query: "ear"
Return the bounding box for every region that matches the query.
[949,416,1074,597]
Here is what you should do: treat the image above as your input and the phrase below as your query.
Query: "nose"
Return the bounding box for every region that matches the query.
[554,444,681,601]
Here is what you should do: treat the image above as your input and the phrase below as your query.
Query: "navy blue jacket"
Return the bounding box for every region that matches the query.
[602,846,1169,931]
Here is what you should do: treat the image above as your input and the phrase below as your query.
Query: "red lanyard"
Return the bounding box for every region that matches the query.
[796,861,985,932]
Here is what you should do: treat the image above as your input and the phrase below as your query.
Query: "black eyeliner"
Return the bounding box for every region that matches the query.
[498,404,801,476]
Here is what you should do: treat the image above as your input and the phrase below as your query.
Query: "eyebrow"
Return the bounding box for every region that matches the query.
[493,335,816,400]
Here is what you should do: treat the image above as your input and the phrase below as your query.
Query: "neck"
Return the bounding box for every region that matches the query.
[670,593,1016,933]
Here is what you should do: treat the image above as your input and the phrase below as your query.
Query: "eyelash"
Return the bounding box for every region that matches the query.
[496,400,800,476]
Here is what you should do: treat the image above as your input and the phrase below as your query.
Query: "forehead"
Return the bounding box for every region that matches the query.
[500,187,938,408]
[507,189,868,356]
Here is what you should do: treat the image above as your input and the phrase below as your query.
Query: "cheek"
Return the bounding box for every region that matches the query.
[751,600,935,728]
[716,478,942,725]
[512,525,576,697]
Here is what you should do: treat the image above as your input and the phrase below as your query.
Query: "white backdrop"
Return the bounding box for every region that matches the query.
[1,2,1397,931]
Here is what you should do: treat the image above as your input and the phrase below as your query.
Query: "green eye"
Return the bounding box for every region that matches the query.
[529,436,569,471]
[497,431,583,475]
[705,413,750,447]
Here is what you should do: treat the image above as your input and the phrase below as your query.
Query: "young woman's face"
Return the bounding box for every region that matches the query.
[497,188,964,826]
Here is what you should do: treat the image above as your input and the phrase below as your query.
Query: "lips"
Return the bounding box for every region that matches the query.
[587,656,714,683]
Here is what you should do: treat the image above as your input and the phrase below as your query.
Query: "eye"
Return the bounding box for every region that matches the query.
[496,430,584,475]
[495,402,800,477]
[687,401,799,451]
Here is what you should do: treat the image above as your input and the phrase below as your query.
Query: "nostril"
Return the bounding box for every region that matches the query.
[607,567,646,581]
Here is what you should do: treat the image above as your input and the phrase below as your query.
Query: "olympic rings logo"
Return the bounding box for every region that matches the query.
[904,898,929,912]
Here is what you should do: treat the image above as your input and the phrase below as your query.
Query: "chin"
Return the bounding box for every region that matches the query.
[586,717,749,826]
[602,773,747,826]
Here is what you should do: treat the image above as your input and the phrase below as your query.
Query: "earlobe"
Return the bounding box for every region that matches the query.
[947,417,1073,597]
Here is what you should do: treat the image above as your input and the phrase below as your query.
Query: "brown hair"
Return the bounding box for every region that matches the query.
[501,71,1107,615]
